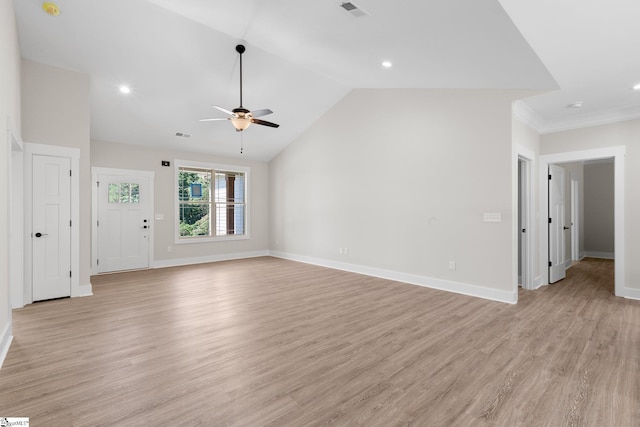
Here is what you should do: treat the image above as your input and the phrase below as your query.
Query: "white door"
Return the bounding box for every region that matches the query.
[549,164,566,283]
[97,174,150,273]
[32,155,71,301]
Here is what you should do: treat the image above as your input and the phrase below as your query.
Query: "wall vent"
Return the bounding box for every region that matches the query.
[340,2,369,18]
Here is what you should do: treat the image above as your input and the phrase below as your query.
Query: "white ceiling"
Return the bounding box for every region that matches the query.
[13,0,640,160]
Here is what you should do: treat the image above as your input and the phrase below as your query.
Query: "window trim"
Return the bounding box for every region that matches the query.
[174,159,250,244]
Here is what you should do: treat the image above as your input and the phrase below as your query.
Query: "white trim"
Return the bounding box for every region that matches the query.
[583,251,615,260]
[152,250,268,269]
[540,146,626,298]
[623,287,640,301]
[174,159,251,244]
[513,101,546,131]
[515,145,536,291]
[0,321,12,369]
[513,100,640,135]
[537,109,640,135]
[24,143,85,303]
[91,167,155,276]
[270,251,517,304]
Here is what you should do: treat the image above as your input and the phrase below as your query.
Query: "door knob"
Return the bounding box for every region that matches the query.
[563,226,570,230]
[34,232,48,238]
[522,228,526,233]
[141,225,148,229]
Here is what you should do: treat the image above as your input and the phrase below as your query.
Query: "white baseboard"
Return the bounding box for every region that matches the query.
[533,275,544,289]
[0,320,13,369]
[72,283,93,298]
[270,251,517,304]
[152,250,269,269]
[583,251,615,259]
[622,287,640,300]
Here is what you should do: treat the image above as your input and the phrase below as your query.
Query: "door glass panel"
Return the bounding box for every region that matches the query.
[130,183,140,203]
[108,183,119,203]
[120,183,130,203]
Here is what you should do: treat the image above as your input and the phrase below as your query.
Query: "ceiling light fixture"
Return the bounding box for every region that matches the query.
[382,61,392,68]
[119,85,131,94]
[42,2,60,16]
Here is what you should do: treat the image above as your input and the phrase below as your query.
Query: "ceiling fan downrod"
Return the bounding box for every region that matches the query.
[236,44,245,109]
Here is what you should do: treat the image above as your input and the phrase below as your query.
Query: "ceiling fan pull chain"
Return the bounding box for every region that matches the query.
[240,132,244,154]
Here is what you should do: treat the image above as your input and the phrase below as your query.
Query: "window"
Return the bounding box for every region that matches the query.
[108,182,140,203]
[176,161,249,242]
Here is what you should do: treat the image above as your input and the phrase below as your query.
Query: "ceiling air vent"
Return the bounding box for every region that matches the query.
[340,2,369,18]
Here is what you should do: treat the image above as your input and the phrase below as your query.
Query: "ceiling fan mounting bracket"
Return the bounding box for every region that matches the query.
[236,44,246,54]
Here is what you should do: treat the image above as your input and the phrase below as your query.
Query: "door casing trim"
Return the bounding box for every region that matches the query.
[540,146,625,297]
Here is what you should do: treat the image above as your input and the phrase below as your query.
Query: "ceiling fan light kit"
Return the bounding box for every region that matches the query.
[200,44,280,134]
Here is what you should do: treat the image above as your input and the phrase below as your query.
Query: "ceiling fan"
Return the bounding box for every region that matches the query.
[200,44,280,132]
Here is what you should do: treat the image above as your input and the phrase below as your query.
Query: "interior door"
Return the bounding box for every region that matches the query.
[549,164,566,283]
[32,154,71,301]
[97,174,150,273]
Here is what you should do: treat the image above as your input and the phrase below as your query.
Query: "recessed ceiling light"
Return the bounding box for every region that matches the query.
[568,101,583,109]
[633,83,640,91]
[119,85,131,94]
[382,61,392,68]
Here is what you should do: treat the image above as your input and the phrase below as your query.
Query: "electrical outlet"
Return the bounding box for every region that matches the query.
[449,261,456,270]
[167,245,172,253]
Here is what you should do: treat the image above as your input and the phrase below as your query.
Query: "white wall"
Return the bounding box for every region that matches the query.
[584,161,614,256]
[21,60,92,292]
[0,0,22,366]
[541,119,640,290]
[271,89,528,302]
[91,140,269,266]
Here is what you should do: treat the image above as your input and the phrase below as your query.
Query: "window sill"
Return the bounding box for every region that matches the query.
[174,234,250,244]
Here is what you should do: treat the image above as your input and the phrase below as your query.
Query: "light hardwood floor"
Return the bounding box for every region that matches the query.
[1,257,639,426]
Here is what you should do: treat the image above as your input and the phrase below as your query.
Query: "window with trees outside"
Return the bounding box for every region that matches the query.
[176,161,249,242]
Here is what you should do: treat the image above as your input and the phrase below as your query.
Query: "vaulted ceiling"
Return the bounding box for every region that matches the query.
[13,0,640,160]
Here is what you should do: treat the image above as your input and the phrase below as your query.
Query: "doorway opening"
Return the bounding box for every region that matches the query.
[516,146,535,291]
[540,146,627,298]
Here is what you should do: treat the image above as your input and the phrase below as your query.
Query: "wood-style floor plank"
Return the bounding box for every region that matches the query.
[1,256,639,426]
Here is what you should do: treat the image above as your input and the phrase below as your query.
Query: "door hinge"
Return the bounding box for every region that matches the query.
[97,220,99,227]
[548,218,552,223]
[548,174,552,180]
[97,259,99,266]
[69,271,72,278]
[70,220,72,227]
[97,181,100,187]
[549,261,552,267]
[70,170,72,177]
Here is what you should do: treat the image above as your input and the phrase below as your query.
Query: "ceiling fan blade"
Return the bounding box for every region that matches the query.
[199,117,230,122]
[251,109,273,118]
[212,105,234,116]
[251,118,280,128]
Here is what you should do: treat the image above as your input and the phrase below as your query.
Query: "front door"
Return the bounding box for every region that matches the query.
[549,164,566,283]
[32,154,71,301]
[97,174,150,273]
